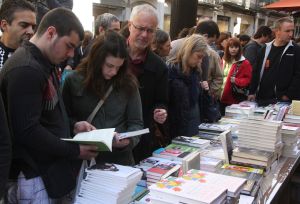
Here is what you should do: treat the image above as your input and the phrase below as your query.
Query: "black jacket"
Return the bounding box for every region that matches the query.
[0,41,80,193]
[249,41,300,102]
[133,50,169,162]
[0,94,10,199]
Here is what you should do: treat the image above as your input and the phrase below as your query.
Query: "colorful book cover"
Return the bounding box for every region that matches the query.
[152,144,199,161]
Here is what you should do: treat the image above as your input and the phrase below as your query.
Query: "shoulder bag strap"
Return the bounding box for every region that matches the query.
[86,85,113,123]
[232,61,242,77]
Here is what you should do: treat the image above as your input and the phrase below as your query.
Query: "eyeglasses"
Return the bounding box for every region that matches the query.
[131,22,155,34]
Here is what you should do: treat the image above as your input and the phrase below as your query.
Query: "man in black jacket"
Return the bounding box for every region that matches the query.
[0,95,10,201]
[0,8,98,203]
[127,4,169,163]
[243,26,272,68]
[248,17,300,105]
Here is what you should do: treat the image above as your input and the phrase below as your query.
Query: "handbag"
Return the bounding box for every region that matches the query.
[201,90,221,123]
[231,62,249,101]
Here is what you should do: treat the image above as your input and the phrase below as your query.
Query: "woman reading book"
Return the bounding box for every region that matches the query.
[62,31,143,165]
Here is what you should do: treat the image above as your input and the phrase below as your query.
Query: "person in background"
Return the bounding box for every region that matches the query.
[63,31,143,165]
[127,4,169,163]
[177,27,189,39]
[83,13,120,58]
[168,34,208,138]
[221,38,252,113]
[31,0,73,25]
[216,32,230,59]
[248,17,300,105]
[238,34,251,48]
[151,29,172,60]
[243,26,272,68]
[0,0,36,70]
[0,8,98,203]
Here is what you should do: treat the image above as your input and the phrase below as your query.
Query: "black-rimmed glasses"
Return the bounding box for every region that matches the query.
[131,22,155,34]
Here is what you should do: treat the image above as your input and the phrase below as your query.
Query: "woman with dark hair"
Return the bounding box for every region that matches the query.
[168,34,208,138]
[151,29,172,60]
[62,31,143,165]
[221,38,252,111]
[216,32,230,58]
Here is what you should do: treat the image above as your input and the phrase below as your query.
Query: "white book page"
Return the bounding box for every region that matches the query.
[118,128,149,140]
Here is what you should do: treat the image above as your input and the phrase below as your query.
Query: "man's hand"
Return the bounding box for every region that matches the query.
[282,95,289,101]
[200,81,209,91]
[78,145,99,160]
[73,121,96,134]
[113,133,130,148]
[153,108,167,124]
[248,94,256,101]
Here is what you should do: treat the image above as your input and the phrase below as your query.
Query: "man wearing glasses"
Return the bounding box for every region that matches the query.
[128,4,169,163]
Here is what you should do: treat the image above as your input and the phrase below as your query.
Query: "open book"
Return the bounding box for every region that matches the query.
[62,128,149,151]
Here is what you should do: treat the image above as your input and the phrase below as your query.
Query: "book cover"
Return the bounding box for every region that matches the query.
[147,162,180,178]
[62,128,115,151]
[172,136,210,148]
[149,175,227,204]
[232,147,274,162]
[185,169,246,198]
[152,144,199,161]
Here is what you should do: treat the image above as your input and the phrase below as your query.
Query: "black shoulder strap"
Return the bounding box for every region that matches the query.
[232,61,243,77]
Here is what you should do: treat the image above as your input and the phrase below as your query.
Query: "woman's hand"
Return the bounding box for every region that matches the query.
[73,121,96,134]
[200,81,209,91]
[113,133,130,148]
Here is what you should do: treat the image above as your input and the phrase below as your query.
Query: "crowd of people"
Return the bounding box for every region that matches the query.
[0,0,300,203]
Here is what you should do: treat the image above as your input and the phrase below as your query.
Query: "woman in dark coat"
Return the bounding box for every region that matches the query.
[168,34,208,138]
[62,31,143,165]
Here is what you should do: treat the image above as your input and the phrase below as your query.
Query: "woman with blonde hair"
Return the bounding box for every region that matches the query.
[168,34,208,138]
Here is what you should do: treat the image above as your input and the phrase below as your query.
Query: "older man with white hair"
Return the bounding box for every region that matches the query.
[128,4,169,163]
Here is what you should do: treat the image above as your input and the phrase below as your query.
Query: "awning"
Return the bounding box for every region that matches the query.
[263,0,300,12]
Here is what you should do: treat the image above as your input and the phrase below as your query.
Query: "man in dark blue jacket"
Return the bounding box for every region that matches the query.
[248,17,300,106]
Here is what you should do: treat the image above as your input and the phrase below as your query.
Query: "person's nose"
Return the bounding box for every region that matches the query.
[67,48,75,58]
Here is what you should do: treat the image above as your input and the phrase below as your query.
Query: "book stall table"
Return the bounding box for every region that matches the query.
[254,148,300,204]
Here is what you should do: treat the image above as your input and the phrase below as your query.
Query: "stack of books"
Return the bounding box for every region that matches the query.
[152,143,199,161]
[238,118,282,152]
[75,163,142,204]
[200,156,223,172]
[215,164,263,197]
[281,124,300,156]
[225,102,256,119]
[283,114,300,124]
[231,147,277,169]
[134,157,181,187]
[172,136,210,149]
[149,169,246,203]
[282,125,300,145]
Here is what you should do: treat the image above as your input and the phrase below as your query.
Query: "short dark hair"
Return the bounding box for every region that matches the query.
[77,31,138,98]
[239,34,250,42]
[195,20,220,39]
[36,8,84,41]
[224,38,242,62]
[253,26,272,39]
[0,0,36,31]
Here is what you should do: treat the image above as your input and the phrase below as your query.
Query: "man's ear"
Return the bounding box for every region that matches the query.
[0,19,9,32]
[98,26,104,34]
[46,26,57,39]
